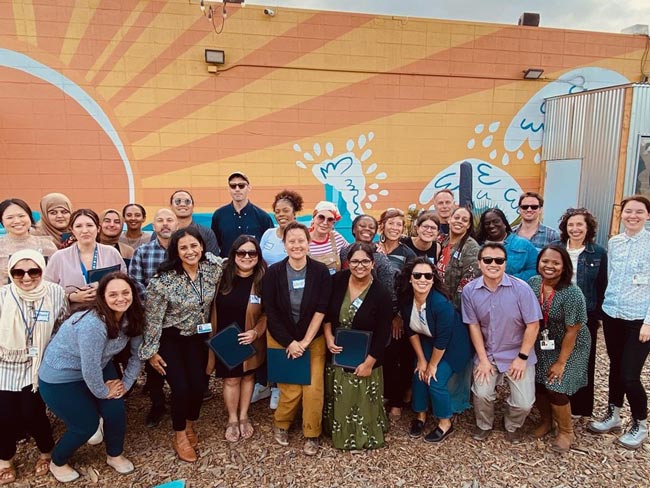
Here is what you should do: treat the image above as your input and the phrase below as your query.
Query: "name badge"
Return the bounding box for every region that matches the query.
[328,268,336,275]
[632,274,650,285]
[540,339,555,350]
[292,279,305,290]
[250,294,261,304]
[263,241,274,251]
[197,323,212,334]
[35,310,50,322]
[27,346,39,357]
[351,297,363,309]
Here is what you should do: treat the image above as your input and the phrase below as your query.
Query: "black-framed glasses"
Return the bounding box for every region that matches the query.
[10,268,42,279]
[235,250,259,258]
[412,272,433,280]
[520,204,540,210]
[229,183,247,190]
[480,257,506,265]
[349,259,372,267]
[173,198,192,206]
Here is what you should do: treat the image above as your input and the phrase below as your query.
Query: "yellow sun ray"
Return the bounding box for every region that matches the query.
[59,0,101,66]
[12,0,37,47]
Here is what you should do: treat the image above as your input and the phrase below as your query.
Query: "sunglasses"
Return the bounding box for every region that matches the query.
[520,205,540,210]
[10,268,43,279]
[229,183,247,190]
[349,259,372,267]
[315,214,335,224]
[412,272,434,280]
[480,257,506,265]
[235,250,259,258]
[173,198,192,206]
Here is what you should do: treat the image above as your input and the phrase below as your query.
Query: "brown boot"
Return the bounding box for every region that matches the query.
[186,421,198,448]
[532,394,553,439]
[550,403,574,452]
[173,431,197,463]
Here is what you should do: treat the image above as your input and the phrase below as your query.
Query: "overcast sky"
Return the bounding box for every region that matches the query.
[248,0,650,34]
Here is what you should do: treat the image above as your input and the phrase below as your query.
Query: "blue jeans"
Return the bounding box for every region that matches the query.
[411,336,454,419]
[39,364,126,466]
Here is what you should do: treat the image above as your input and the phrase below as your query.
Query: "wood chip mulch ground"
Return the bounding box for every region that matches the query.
[9,328,650,487]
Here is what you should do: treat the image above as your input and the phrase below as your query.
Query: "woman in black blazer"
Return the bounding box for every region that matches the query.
[323,242,392,450]
[262,222,332,456]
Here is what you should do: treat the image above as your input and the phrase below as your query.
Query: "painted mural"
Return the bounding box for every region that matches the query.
[0,1,647,237]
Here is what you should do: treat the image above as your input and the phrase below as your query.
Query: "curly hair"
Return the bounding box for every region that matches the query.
[476,208,512,244]
[558,208,597,244]
[272,189,304,213]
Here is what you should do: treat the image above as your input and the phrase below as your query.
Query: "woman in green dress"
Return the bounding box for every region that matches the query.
[528,244,589,453]
[323,242,392,450]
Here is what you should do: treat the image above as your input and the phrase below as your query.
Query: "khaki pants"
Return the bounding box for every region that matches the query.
[471,362,535,432]
[268,334,325,438]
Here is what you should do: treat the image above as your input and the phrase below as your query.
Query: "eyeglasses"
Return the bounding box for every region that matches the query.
[173,198,192,206]
[519,205,540,210]
[349,259,372,267]
[412,272,433,280]
[10,268,42,279]
[315,214,335,224]
[229,183,247,190]
[419,224,438,232]
[235,250,259,258]
[480,257,506,265]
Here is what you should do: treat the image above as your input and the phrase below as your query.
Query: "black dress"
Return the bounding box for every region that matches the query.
[214,274,256,378]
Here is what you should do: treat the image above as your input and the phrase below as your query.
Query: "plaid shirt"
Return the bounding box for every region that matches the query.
[512,223,560,251]
[129,238,167,300]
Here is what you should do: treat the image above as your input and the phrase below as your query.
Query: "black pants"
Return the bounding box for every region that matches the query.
[569,314,599,416]
[383,335,414,409]
[0,385,55,460]
[144,362,166,409]
[159,328,208,431]
[603,314,650,420]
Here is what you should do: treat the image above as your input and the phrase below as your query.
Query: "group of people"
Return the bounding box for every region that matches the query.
[1,174,649,485]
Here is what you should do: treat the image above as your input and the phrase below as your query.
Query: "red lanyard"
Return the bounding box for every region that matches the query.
[539,287,555,327]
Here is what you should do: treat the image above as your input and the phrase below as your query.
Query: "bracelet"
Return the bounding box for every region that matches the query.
[517,352,528,360]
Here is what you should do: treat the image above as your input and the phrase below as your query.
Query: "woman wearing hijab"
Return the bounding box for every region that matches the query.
[0,250,68,485]
[31,193,74,249]
[99,209,135,262]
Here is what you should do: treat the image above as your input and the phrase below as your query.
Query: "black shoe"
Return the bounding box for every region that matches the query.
[424,423,454,443]
[409,419,425,438]
[146,405,166,428]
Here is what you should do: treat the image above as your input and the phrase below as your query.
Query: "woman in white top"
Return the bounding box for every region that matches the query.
[0,249,67,485]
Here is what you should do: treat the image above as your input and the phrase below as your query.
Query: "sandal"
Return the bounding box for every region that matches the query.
[0,465,16,486]
[239,419,254,439]
[35,457,50,477]
[225,421,240,443]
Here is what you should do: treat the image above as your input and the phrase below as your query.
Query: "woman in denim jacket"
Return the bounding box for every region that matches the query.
[554,208,607,417]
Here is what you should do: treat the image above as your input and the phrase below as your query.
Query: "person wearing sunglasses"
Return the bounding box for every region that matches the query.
[211,172,273,258]
[512,193,560,251]
[0,250,68,486]
[461,242,541,443]
[527,244,590,453]
[308,201,348,275]
[554,208,607,418]
[206,236,267,443]
[0,199,58,284]
[436,206,481,310]
[31,193,75,249]
[477,207,538,281]
[323,242,392,450]
[396,256,472,443]
[400,211,441,264]
[168,190,220,257]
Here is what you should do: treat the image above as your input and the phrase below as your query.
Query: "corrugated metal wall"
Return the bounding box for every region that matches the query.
[624,84,650,196]
[542,86,627,245]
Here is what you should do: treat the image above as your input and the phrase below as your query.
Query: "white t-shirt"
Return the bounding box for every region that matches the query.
[409,300,431,337]
[567,246,584,285]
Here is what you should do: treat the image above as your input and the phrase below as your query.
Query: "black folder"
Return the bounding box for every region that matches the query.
[332,329,372,370]
[206,322,256,370]
[87,264,121,283]
[267,348,311,385]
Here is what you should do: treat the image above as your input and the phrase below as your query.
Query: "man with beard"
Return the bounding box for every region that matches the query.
[130,208,178,426]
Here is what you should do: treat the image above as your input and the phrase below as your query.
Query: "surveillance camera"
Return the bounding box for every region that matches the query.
[264,8,275,16]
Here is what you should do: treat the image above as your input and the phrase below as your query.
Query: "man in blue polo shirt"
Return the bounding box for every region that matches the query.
[211,172,273,257]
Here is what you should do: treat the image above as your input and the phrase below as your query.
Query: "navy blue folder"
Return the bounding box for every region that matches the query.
[332,329,372,370]
[206,323,256,370]
[87,264,121,283]
[267,348,311,385]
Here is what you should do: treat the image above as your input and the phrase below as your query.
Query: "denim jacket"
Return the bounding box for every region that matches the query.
[503,233,539,282]
[554,240,608,317]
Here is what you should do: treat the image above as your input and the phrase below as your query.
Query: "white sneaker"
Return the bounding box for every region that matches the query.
[270,387,280,410]
[251,384,271,403]
[588,404,621,434]
[87,418,104,445]
[617,419,648,450]
[107,454,135,474]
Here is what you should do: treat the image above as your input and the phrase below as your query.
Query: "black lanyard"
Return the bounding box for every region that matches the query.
[10,289,45,347]
[185,271,204,313]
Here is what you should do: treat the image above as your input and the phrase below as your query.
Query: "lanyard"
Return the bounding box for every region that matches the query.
[10,289,45,347]
[185,271,204,312]
[538,287,555,328]
[78,246,99,284]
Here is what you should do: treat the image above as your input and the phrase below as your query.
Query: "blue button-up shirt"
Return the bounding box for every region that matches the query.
[602,229,650,324]
[211,202,273,257]
[461,274,542,372]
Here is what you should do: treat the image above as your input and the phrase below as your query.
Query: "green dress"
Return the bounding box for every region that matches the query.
[528,276,590,395]
[323,286,388,450]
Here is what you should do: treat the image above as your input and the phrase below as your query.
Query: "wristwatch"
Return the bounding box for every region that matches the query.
[517,352,528,360]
